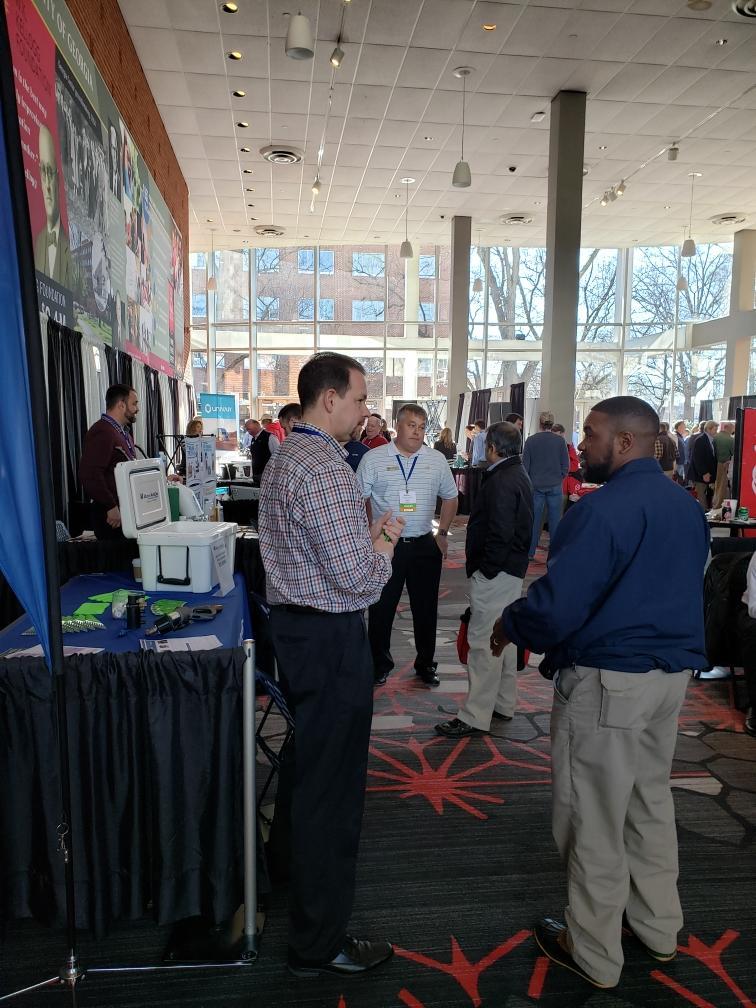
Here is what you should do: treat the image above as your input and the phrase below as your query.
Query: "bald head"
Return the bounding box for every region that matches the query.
[579,395,660,483]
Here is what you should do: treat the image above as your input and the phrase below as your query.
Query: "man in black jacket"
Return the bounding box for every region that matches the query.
[436,422,533,737]
[689,420,718,507]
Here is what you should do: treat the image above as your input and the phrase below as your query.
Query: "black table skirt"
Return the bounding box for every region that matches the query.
[0,533,269,937]
[0,648,249,936]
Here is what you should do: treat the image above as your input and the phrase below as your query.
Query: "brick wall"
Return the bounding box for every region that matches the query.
[65,0,190,378]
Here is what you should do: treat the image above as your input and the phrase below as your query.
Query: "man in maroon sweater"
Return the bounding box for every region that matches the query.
[79,384,139,539]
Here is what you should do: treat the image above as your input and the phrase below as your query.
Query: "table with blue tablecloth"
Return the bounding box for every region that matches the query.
[0,572,259,937]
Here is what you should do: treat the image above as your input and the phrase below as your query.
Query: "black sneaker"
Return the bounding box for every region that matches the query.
[533,918,614,989]
[435,717,483,738]
[491,710,513,721]
[622,913,677,963]
[288,936,393,978]
[414,662,440,686]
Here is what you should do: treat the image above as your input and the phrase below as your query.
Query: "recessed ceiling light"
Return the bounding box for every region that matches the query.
[534,201,543,206]
[482,23,496,31]
[233,228,241,232]
[599,145,608,151]
[237,121,249,128]
[243,168,254,174]
[232,89,246,97]
[221,2,238,11]
[715,38,728,45]
[530,111,546,123]
[424,135,434,141]
[247,203,255,207]
[245,187,255,192]
[664,204,671,209]
[400,176,415,184]
[240,146,250,152]
[227,51,243,60]
[206,217,214,222]
[687,0,712,10]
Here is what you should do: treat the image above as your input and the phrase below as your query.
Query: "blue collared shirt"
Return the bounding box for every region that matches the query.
[471,430,487,465]
[501,458,710,674]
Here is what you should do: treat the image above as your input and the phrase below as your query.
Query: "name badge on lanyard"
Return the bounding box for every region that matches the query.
[397,455,418,512]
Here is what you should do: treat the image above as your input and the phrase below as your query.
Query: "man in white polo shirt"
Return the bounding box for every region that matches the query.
[357,404,458,686]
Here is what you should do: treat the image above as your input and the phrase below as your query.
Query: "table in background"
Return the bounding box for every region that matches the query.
[0,572,256,937]
[707,518,756,539]
[450,466,484,517]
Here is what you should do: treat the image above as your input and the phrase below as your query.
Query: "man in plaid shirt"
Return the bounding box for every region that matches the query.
[259,352,404,978]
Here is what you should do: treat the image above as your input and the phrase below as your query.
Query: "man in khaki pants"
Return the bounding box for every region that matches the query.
[435,422,533,738]
[491,396,710,990]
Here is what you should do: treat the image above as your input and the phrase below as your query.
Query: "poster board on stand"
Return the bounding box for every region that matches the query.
[185,434,216,517]
[733,407,756,537]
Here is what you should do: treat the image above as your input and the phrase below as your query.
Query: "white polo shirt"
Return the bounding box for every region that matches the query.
[356,440,458,538]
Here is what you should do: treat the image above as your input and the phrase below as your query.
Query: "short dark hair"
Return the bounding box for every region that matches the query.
[106,384,134,410]
[474,418,486,430]
[486,421,521,459]
[551,423,565,434]
[505,412,523,425]
[297,352,365,411]
[370,412,383,420]
[278,402,302,422]
[592,395,659,437]
[396,403,427,423]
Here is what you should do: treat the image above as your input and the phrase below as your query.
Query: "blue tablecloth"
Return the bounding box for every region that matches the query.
[0,572,251,656]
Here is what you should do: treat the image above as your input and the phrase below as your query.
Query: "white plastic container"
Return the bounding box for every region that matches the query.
[115,459,237,594]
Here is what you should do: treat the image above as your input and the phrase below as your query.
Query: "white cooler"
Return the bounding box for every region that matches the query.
[115,458,238,594]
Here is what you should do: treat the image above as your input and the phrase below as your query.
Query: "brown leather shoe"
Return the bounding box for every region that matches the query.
[534,918,614,989]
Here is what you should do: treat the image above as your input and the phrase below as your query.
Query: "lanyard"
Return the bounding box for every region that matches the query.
[396,454,418,492]
[293,423,336,448]
[101,413,135,459]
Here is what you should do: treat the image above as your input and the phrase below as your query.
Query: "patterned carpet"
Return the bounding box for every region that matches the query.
[2,519,755,1007]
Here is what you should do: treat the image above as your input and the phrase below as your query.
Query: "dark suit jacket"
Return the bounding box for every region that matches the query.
[79,418,132,510]
[690,433,716,483]
[34,223,76,289]
[465,456,533,580]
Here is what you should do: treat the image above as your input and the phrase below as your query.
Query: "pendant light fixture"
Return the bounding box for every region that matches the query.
[452,67,473,188]
[206,230,217,292]
[285,12,314,60]
[473,228,483,293]
[399,177,414,259]
[681,171,701,258]
[676,231,689,292]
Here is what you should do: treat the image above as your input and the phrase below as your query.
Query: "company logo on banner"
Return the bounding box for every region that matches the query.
[6,0,183,376]
[199,393,239,451]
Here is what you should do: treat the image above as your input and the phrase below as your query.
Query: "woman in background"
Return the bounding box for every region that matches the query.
[433,426,457,461]
[177,416,203,478]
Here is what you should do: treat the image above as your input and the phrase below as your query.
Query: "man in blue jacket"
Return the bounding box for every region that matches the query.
[491,395,709,990]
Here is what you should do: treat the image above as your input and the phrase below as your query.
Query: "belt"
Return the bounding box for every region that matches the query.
[398,532,433,543]
[274,603,333,615]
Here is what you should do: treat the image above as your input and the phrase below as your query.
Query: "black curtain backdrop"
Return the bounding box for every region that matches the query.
[509,381,525,420]
[46,319,87,524]
[142,366,163,458]
[45,320,187,521]
[468,388,491,426]
[0,649,245,936]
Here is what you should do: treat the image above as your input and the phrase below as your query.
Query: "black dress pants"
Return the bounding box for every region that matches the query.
[269,606,373,961]
[368,533,443,680]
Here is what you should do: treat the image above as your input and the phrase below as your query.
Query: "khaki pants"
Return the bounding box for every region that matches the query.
[458,570,522,729]
[694,481,710,508]
[712,461,730,508]
[551,665,690,986]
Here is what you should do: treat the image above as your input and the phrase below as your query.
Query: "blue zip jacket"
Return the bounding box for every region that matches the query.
[501,458,710,674]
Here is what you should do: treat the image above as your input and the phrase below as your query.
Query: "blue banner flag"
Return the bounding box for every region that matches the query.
[0,97,53,664]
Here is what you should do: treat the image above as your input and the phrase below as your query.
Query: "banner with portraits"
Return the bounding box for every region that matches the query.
[6,0,184,376]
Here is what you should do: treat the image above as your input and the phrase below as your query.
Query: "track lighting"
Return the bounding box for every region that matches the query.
[681,172,701,258]
[616,179,626,196]
[600,192,609,207]
[311,176,321,196]
[667,144,679,162]
[399,177,414,259]
[330,43,344,68]
[608,188,618,202]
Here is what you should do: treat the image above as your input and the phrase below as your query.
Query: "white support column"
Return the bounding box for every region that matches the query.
[724,229,756,398]
[540,91,586,428]
[448,216,471,419]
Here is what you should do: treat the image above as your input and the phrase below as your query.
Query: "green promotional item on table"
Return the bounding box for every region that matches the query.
[167,484,181,522]
[73,602,110,617]
[88,592,115,603]
[150,599,186,616]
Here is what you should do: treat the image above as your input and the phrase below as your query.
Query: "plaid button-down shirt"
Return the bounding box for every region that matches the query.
[259,422,392,612]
